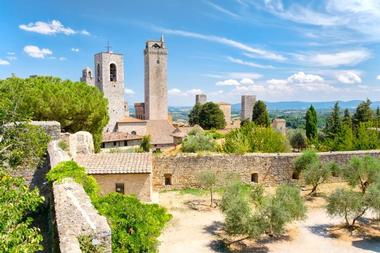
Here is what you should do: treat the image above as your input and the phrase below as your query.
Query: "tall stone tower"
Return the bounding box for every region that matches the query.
[80,67,94,86]
[195,94,207,105]
[144,36,168,120]
[94,51,125,132]
[241,95,256,121]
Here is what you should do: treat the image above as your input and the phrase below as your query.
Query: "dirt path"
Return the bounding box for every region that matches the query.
[158,191,380,253]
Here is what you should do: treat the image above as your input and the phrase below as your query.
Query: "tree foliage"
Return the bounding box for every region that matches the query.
[94,193,171,253]
[0,76,109,151]
[0,170,44,252]
[223,122,289,154]
[353,99,373,129]
[252,100,270,127]
[140,135,152,152]
[289,131,307,151]
[293,151,318,178]
[305,105,318,141]
[188,102,226,130]
[197,171,218,207]
[302,161,332,195]
[220,182,306,242]
[181,132,217,153]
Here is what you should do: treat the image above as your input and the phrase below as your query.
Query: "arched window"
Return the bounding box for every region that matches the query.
[110,63,117,82]
[131,131,137,135]
[88,70,92,79]
[96,64,100,81]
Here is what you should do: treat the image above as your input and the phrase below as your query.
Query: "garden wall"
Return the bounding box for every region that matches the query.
[152,150,380,190]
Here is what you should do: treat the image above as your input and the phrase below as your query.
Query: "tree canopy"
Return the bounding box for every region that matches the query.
[0,76,109,151]
[305,105,318,141]
[188,102,226,130]
[252,100,270,127]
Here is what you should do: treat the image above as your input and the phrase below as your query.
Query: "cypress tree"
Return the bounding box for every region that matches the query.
[252,100,270,127]
[305,105,318,141]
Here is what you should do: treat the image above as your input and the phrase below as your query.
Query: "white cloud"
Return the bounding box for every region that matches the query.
[124,88,135,95]
[336,71,362,84]
[287,72,324,83]
[19,20,90,36]
[206,1,240,18]
[23,45,52,58]
[216,79,241,86]
[227,56,274,69]
[168,88,203,96]
[154,27,285,61]
[71,48,80,52]
[377,75,380,80]
[0,59,10,65]
[7,52,15,55]
[294,49,370,67]
[240,78,255,85]
[59,57,66,61]
[204,72,262,80]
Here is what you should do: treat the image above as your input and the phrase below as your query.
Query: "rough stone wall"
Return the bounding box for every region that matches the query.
[152,151,380,190]
[53,179,111,253]
[117,122,147,136]
[93,173,151,202]
[95,52,126,132]
[195,94,207,105]
[31,121,61,140]
[144,40,168,120]
[48,137,112,253]
[69,131,95,159]
[218,103,232,126]
[240,95,256,121]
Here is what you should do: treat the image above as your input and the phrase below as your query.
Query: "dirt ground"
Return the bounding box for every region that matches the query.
[158,183,380,253]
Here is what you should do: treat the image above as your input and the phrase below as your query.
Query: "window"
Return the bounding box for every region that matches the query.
[156,59,160,64]
[110,63,117,82]
[251,173,258,183]
[113,141,117,147]
[164,174,172,186]
[88,70,92,78]
[124,140,128,146]
[131,131,137,135]
[292,172,299,180]
[115,183,124,194]
[96,64,100,81]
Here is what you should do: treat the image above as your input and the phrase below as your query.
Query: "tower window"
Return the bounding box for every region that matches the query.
[156,59,160,64]
[110,63,117,82]
[115,183,124,194]
[96,64,100,81]
[131,131,137,135]
[88,70,92,78]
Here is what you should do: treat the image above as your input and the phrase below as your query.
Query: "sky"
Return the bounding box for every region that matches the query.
[1,0,380,106]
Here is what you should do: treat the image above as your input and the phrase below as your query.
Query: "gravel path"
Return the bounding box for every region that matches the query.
[158,192,380,253]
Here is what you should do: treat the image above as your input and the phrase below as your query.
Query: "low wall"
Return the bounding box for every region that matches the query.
[152,150,380,190]
[48,139,112,253]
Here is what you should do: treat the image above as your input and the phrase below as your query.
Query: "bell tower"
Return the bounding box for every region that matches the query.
[144,36,168,120]
[94,51,125,132]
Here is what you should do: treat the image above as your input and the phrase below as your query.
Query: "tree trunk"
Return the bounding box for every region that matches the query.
[210,187,213,207]
[352,208,367,226]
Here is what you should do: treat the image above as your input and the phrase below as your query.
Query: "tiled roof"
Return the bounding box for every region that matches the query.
[146,120,175,145]
[102,132,143,142]
[75,153,152,174]
[117,116,146,123]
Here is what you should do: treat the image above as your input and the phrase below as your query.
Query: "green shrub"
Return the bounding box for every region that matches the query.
[140,135,152,152]
[78,234,106,253]
[293,151,318,178]
[223,123,289,154]
[94,193,171,253]
[46,161,99,200]
[205,129,224,139]
[302,161,331,195]
[0,170,44,252]
[289,131,307,151]
[181,133,216,153]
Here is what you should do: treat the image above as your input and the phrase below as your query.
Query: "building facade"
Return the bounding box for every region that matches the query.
[241,95,256,121]
[80,67,94,86]
[218,102,232,126]
[144,36,168,120]
[195,94,207,105]
[94,52,126,132]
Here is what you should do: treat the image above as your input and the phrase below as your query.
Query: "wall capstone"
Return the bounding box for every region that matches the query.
[69,131,95,159]
[31,121,61,140]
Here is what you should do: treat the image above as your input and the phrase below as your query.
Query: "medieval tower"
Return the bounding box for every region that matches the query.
[144,36,168,120]
[94,51,126,132]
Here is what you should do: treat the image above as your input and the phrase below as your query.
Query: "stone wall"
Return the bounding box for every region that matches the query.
[48,138,112,253]
[31,120,61,140]
[152,150,380,190]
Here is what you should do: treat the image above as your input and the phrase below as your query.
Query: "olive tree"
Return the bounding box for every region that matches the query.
[197,171,218,207]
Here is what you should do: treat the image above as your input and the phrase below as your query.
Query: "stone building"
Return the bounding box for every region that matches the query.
[241,95,256,121]
[134,102,145,120]
[272,118,286,135]
[94,51,127,132]
[144,36,168,120]
[218,102,232,126]
[101,132,142,149]
[116,116,147,136]
[80,66,94,86]
[195,94,207,105]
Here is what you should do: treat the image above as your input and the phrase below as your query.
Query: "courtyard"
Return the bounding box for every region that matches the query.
[158,183,380,253]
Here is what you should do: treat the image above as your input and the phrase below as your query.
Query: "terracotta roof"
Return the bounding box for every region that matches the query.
[117,116,146,123]
[102,132,143,143]
[171,125,203,138]
[146,120,175,145]
[75,153,152,174]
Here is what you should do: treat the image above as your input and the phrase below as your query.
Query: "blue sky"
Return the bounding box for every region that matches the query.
[1,0,380,106]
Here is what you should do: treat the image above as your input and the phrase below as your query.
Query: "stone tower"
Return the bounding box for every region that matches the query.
[144,36,168,120]
[94,51,125,132]
[241,95,256,121]
[80,67,94,86]
[195,94,207,105]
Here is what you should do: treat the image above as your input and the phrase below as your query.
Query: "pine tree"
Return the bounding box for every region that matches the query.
[188,103,202,126]
[305,105,318,141]
[353,99,373,129]
[252,100,270,127]
[342,109,352,128]
[324,102,342,140]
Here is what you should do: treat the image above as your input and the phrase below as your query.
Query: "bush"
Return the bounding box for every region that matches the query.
[223,123,289,154]
[46,161,99,200]
[94,193,171,253]
[220,182,306,242]
[181,133,217,153]
[140,135,151,152]
[188,102,226,130]
[289,131,307,151]
[302,161,331,195]
[0,170,44,252]
[205,129,224,139]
